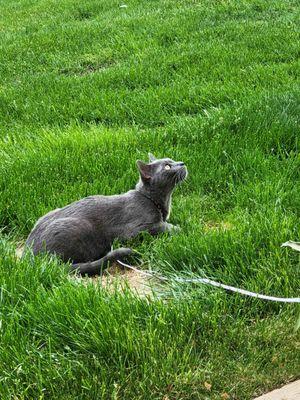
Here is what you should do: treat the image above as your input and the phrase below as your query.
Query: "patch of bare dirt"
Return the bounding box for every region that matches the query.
[15,243,24,259]
[94,263,155,297]
[70,263,157,297]
[16,244,157,297]
[203,220,234,232]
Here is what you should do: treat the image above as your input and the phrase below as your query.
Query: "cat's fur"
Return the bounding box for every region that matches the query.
[24,154,187,275]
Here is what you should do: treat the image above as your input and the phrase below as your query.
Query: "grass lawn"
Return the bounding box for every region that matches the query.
[0,0,299,398]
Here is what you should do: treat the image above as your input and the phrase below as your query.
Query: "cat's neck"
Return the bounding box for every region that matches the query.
[135,180,172,221]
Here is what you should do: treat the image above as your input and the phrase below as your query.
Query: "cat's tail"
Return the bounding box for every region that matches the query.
[70,248,132,276]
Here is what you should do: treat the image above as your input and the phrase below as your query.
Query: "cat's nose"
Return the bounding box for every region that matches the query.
[178,162,185,166]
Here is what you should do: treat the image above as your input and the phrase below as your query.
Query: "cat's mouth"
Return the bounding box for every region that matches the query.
[175,166,188,185]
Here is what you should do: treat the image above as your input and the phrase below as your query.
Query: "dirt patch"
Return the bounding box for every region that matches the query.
[16,245,156,297]
[203,220,234,232]
[70,263,158,297]
[95,263,156,297]
[15,243,24,259]
[60,59,117,76]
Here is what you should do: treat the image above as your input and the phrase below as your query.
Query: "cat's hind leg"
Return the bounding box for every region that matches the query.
[70,248,132,276]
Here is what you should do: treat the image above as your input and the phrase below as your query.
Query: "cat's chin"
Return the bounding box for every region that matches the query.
[176,167,188,184]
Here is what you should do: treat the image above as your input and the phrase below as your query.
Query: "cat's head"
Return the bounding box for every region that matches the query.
[136,153,187,192]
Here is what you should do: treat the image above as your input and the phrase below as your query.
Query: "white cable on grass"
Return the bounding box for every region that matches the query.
[117,260,300,303]
[281,241,300,252]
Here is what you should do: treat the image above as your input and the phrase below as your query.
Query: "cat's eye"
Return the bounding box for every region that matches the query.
[165,164,171,170]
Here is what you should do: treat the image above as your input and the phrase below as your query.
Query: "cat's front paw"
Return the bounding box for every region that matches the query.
[172,225,182,233]
[166,223,181,234]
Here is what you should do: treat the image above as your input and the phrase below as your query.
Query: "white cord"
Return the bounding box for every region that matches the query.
[117,260,300,303]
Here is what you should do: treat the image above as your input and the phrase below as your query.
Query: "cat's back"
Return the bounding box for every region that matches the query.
[60,193,130,218]
[31,193,128,229]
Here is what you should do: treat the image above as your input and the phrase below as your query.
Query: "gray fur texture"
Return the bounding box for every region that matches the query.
[24,154,187,275]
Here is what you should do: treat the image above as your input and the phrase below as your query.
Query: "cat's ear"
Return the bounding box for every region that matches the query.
[136,160,153,181]
[148,153,157,162]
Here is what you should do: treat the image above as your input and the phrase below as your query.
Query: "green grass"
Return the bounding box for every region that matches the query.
[0,0,299,398]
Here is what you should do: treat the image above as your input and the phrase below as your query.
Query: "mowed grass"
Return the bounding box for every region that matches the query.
[0,0,299,399]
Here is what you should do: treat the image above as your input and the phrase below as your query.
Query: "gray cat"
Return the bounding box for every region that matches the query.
[24,154,187,275]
